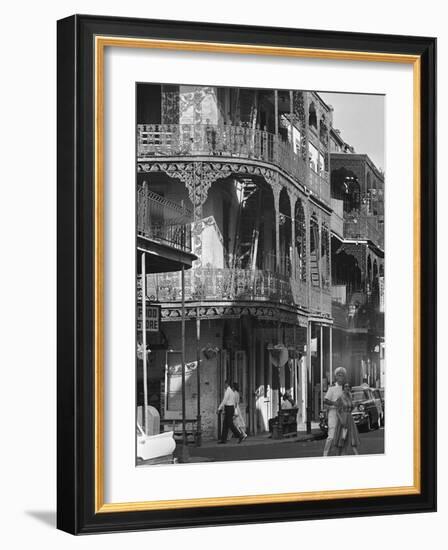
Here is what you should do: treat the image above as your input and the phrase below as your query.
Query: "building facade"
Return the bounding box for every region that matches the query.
[329,133,385,388]
[136,182,196,426]
[137,84,335,440]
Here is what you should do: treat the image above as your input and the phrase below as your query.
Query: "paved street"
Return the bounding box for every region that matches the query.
[181,427,384,463]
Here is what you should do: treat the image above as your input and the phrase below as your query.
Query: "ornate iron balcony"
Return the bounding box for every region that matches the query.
[137,123,330,205]
[147,268,293,304]
[146,267,331,316]
[343,213,382,247]
[137,186,192,253]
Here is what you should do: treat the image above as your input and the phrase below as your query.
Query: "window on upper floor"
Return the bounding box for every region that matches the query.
[308,102,317,129]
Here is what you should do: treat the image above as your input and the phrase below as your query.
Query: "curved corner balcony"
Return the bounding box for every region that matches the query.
[137,124,330,205]
[146,267,332,317]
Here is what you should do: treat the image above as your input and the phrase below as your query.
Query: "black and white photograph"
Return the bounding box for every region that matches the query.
[0,0,440,543]
[135,83,385,465]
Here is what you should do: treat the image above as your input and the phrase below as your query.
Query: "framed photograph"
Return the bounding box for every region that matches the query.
[57,14,436,534]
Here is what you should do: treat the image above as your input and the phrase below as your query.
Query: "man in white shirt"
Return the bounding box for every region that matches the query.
[217,380,243,443]
[322,367,347,456]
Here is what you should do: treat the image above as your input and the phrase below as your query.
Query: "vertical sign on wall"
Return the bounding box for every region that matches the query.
[379,276,385,313]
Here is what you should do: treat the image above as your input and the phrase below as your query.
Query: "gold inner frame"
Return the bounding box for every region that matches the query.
[94,36,421,514]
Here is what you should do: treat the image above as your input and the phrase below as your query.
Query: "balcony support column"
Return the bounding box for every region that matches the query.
[305,200,311,308]
[289,90,294,152]
[141,252,149,435]
[196,306,202,446]
[181,265,189,462]
[329,325,333,385]
[320,324,324,411]
[289,190,297,280]
[303,92,310,186]
[319,219,323,312]
[274,90,279,164]
[274,89,279,135]
[326,112,331,175]
[306,320,312,434]
[271,176,282,271]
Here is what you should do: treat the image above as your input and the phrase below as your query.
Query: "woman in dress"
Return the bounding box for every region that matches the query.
[333,383,360,455]
[232,382,247,442]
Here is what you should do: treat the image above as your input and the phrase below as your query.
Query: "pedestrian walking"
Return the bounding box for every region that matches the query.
[232,382,247,442]
[333,383,360,455]
[323,366,347,456]
[217,380,243,443]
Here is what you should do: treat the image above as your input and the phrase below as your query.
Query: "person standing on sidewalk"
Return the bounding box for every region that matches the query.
[333,383,360,455]
[232,382,247,442]
[322,367,347,456]
[218,380,243,444]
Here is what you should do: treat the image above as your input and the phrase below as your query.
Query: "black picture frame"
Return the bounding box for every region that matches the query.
[57,14,436,535]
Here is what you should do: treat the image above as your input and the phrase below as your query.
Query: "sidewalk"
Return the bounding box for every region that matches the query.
[173,422,325,462]
[199,422,323,449]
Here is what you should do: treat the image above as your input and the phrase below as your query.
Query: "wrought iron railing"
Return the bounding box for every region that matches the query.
[330,198,344,237]
[309,286,332,316]
[331,300,349,329]
[147,268,297,305]
[146,267,332,315]
[137,123,330,205]
[137,186,192,252]
[344,213,382,247]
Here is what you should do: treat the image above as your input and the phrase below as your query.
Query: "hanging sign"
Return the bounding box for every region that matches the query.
[268,344,289,367]
[379,276,385,313]
[137,304,161,332]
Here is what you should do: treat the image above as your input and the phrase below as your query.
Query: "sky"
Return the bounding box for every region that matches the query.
[318,92,385,172]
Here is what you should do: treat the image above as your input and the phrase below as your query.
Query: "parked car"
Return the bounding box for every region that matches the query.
[136,423,176,464]
[319,385,381,434]
[351,385,381,431]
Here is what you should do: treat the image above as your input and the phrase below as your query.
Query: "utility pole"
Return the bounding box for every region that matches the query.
[142,252,149,434]
[306,321,312,434]
[196,305,201,446]
[181,265,189,462]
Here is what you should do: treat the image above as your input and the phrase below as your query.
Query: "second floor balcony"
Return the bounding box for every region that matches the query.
[137,123,330,205]
[137,185,193,254]
[146,267,332,317]
[148,268,294,305]
[343,212,383,248]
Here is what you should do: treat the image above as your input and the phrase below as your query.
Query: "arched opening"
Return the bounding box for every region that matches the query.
[279,187,292,277]
[321,223,330,289]
[310,213,320,287]
[203,175,275,272]
[331,167,361,212]
[308,102,317,129]
[331,249,362,295]
[372,260,379,305]
[137,172,194,256]
[319,115,328,148]
[367,256,372,294]
[294,197,306,282]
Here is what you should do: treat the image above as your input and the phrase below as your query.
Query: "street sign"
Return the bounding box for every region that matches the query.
[137,304,161,332]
